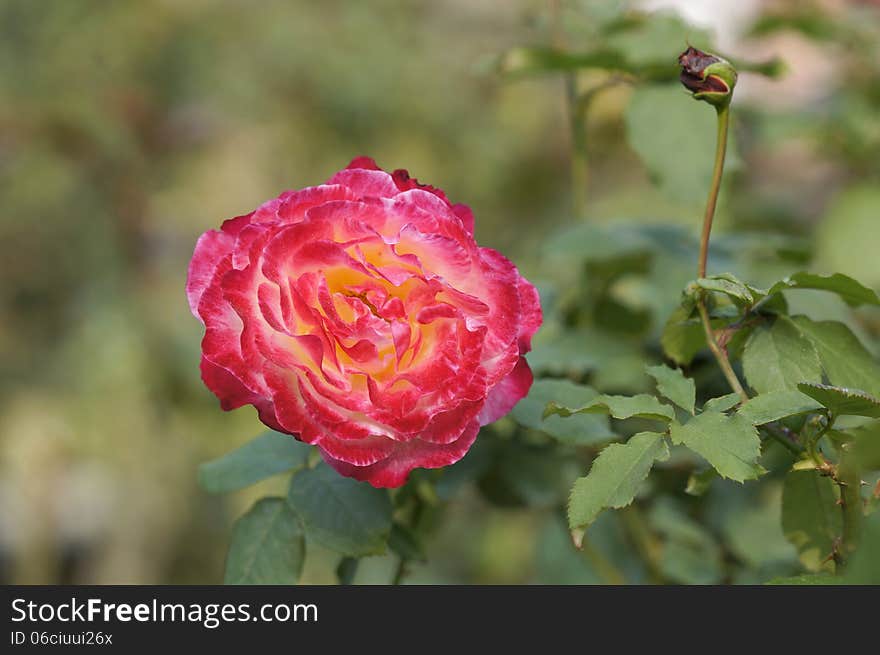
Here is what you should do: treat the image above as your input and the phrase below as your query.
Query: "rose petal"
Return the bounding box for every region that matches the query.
[476,356,533,425]
[320,420,480,488]
[186,229,235,318]
[516,276,542,353]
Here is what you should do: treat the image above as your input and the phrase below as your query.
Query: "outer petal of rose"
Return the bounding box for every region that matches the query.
[231,222,276,271]
[451,203,475,234]
[473,247,523,378]
[219,213,254,237]
[516,276,543,353]
[345,156,382,171]
[276,184,359,223]
[186,229,235,319]
[388,189,474,247]
[313,432,400,467]
[320,420,480,488]
[198,256,268,397]
[326,168,400,199]
[200,357,261,410]
[419,399,483,445]
[201,357,285,432]
[391,168,451,205]
[476,356,533,426]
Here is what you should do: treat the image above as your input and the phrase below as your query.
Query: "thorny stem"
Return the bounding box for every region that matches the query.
[835,451,863,563]
[696,105,749,403]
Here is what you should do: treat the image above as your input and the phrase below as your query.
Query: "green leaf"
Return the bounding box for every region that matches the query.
[660,306,705,366]
[742,315,823,394]
[669,411,764,482]
[782,470,842,572]
[199,430,312,494]
[287,463,392,557]
[511,379,613,445]
[764,573,838,585]
[646,364,696,414]
[703,393,742,413]
[224,497,305,585]
[388,523,426,563]
[765,272,880,307]
[493,46,636,77]
[815,186,880,290]
[606,14,711,69]
[685,469,718,497]
[737,390,823,425]
[849,421,880,470]
[796,382,880,418]
[716,489,796,569]
[547,393,675,423]
[694,274,755,307]
[790,316,880,396]
[568,432,669,531]
[842,511,880,584]
[625,84,738,204]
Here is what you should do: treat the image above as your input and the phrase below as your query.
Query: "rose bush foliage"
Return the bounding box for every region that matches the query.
[187,158,541,487]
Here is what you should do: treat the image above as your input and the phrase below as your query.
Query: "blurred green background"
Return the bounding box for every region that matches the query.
[1,0,878,584]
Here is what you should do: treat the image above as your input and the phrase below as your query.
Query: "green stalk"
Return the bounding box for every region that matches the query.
[836,455,863,563]
[696,105,749,403]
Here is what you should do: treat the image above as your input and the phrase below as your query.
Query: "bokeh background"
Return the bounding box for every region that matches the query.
[2,0,878,583]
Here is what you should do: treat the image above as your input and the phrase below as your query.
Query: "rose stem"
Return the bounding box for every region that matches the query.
[836,454,863,564]
[696,104,749,403]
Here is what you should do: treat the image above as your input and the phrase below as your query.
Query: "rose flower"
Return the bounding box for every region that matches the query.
[187,158,542,487]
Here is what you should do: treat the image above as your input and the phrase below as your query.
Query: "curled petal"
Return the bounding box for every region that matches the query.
[477,356,533,426]
[186,229,235,318]
[320,420,480,488]
[516,277,542,353]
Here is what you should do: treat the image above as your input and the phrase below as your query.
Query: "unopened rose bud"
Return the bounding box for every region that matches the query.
[678,46,737,108]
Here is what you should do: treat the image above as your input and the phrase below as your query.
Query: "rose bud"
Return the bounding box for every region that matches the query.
[187,158,542,488]
[678,46,737,108]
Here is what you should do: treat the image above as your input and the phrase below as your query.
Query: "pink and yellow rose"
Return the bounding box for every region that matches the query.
[187,158,541,487]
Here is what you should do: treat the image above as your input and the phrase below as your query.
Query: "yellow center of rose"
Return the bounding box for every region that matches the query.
[315,242,444,384]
